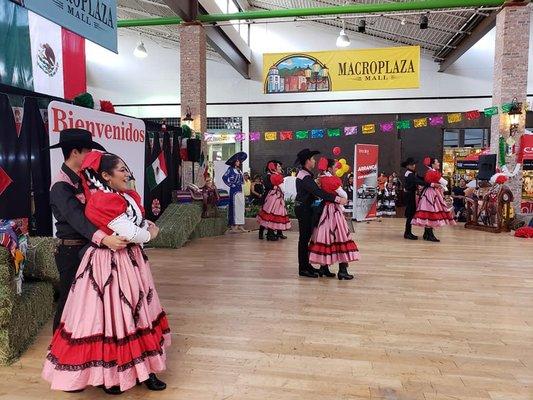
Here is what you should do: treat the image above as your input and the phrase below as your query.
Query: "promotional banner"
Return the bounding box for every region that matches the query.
[264,46,420,93]
[47,101,145,201]
[24,0,117,53]
[353,144,379,222]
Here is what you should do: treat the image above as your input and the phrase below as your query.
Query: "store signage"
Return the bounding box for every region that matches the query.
[24,0,118,53]
[47,101,145,200]
[353,144,379,221]
[263,46,420,94]
[456,160,478,170]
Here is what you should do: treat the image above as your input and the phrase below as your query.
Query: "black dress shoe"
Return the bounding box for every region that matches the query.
[277,233,288,239]
[337,264,354,280]
[318,265,335,277]
[266,235,279,241]
[307,264,320,274]
[427,233,440,242]
[404,233,418,240]
[100,385,123,395]
[298,269,318,278]
[144,373,167,391]
[64,389,85,393]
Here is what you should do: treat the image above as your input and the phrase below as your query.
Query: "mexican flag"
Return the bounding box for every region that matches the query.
[0,2,86,99]
[146,151,168,190]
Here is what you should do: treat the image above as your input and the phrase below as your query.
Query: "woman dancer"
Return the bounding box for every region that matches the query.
[308,158,359,280]
[222,152,247,232]
[257,161,291,241]
[42,151,170,395]
[412,157,455,242]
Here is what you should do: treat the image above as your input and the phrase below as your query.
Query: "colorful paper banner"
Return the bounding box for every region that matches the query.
[397,120,412,130]
[311,129,325,139]
[413,118,427,128]
[484,107,499,117]
[344,126,358,136]
[429,115,444,126]
[327,128,341,137]
[379,122,394,132]
[280,130,293,141]
[465,110,481,120]
[295,130,309,139]
[447,113,462,124]
[234,132,246,142]
[250,132,261,141]
[501,103,513,113]
[362,124,375,135]
[265,131,277,141]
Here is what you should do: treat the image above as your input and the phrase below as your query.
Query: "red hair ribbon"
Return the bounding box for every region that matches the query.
[423,157,431,167]
[267,161,276,172]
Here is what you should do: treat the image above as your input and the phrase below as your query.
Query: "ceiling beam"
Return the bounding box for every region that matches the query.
[163,0,198,21]
[438,11,497,72]
[205,25,250,78]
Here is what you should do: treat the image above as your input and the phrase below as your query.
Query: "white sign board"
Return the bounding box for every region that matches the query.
[48,101,146,200]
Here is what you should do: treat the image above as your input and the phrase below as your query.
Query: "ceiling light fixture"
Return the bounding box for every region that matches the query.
[358,18,366,33]
[336,20,350,47]
[419,14,428,30]
[134,41,148,58]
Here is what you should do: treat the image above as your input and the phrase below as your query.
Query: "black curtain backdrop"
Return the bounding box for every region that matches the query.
[0,93,30,219]
[170,127,182,191]
[23,97,52,235]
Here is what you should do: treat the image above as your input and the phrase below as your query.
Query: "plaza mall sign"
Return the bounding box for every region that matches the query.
[263,46,420,93]
[24,0,117,53]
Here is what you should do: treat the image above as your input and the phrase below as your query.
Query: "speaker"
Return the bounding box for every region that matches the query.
[477,154,496,181]
[187,138,201,163]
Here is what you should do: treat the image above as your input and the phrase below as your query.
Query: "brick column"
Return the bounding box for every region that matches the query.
[489,2,531,210]
[179,22,207,185]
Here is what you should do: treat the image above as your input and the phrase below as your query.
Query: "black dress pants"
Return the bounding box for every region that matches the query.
[295,205,313,272]
[53,244,85,332]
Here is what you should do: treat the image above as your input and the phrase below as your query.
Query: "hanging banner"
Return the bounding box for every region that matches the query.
[379,122,394,133]
[295,130,309,139]
[327,128,341,137]
[24,0,118,53]
[47,101,145,202]
[353,144,379,222]
[265,131,277,141]
[311,129,325,139]
[280,130,293,141]
[344,126,357,136]
[263,46,420,93]
[362,124,375,135]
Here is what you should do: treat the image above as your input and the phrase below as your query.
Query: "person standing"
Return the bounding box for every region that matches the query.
[401,157,427,240]
[309,158,359,280]
[451,178,467,219]
[294,149,348,278]
[249,175,264,205]
[257,160,291,241]
[47,129,128,334]
[243,172,252,199]
[222,152,247,232]
[412,157,456,242]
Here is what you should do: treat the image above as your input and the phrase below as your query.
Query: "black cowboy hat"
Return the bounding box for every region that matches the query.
[295,148,320,165]
[401,157,417,168]
[225,151,247,166]
[47,128,106,151]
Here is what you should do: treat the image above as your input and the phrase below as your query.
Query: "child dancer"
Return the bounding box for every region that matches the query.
[308,158,359,280]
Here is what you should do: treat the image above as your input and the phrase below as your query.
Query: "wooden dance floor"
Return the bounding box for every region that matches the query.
[1,219,532,399]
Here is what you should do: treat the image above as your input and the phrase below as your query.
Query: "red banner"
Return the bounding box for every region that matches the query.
[353,144,379,221]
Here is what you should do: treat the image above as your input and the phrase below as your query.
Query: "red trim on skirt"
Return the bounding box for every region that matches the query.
[309,241,359,255]
[257,210,290,224]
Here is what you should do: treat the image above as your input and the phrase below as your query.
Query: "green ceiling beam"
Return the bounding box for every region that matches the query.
[117,0,505,28]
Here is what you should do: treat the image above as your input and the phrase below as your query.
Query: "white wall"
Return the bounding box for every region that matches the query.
[86,15,533,120]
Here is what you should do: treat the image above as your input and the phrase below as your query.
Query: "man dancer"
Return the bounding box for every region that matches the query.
[294,149,347,278]
[48,129,128,332]
[401,157,426,240]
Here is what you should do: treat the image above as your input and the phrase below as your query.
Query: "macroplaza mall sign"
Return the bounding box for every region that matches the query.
[24,0,118,53]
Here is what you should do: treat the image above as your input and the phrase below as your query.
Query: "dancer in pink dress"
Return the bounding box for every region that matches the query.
[412,157,456,242]
[42,151,170,395]
[308,158,359,280]
[257,160,291,241]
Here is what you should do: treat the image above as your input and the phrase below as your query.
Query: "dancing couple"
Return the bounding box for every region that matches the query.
[295,149,359,279]
[402,156,455,242]
[43,129,170,395]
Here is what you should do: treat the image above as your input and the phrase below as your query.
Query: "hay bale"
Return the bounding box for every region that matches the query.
[190,214,228,239]
[24,236,59,286]
[149,203,202,248]
[0,248,15,328]
[0,281,54,365]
